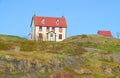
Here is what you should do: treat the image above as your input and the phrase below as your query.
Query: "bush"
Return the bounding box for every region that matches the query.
[81,34,88,38]
[61,43,87,55]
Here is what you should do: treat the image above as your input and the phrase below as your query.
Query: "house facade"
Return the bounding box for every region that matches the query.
[97,30,112,37]
[29,14,67,42]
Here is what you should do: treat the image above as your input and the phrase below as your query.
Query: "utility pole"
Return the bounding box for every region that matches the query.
[116,32,120,38]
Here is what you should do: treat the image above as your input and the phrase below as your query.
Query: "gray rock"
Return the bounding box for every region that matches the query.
[10,46,20,52]
[102,54,113,62]
[113,52,120,64]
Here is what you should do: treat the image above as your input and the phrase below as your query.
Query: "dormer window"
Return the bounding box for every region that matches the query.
[56,19,59,25]
[41,18,45,24]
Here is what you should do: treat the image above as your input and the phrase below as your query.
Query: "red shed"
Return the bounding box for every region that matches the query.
[97,30,112,37]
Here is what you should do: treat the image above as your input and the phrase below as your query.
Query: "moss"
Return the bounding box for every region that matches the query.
[63,67,74,73]
[38,71,54,77]
[93,73,105,78]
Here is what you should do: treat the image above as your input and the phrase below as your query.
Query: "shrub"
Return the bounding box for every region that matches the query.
[81,34,88,38]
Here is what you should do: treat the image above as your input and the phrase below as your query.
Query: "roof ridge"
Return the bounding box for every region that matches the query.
[33,15,63,19]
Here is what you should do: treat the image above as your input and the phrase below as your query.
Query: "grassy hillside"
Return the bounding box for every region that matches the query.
[0,34,27,41]
[1,34,120,51]
[0,34,120,78]
[0,34,120,60]
[0,34,27,51]
[64,34,120,51]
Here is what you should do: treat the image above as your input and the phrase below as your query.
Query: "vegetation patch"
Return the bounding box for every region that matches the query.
[0,34,120,77]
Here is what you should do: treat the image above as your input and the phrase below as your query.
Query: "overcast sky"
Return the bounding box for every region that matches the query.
[0,0,120,38]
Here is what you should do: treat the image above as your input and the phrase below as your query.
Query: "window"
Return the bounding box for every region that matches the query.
[59,27,62,32]
[46,27,50,32]
[39,26,42,31]
[52,27,55,32]
[59,34,62,39]
[50,34,53,37]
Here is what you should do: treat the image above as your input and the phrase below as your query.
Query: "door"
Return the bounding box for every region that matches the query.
[48,32,56,41]
[38,33,43,41]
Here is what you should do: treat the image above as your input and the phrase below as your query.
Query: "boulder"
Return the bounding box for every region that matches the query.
[74,68,92,75]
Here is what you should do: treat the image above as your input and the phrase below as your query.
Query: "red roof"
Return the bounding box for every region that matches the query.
[32,15,67,27]
[97,30,112,37]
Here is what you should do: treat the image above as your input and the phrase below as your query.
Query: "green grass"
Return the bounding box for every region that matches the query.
[98,46,120,52]
[1,34,120,52]
[94,73,105,78]
[0,34,27,41]
[0,50,66,64]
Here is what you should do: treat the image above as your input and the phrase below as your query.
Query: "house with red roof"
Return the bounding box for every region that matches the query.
[97,30,112,37]
[29,14,67,41]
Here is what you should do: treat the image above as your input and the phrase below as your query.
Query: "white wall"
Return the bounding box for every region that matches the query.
[55,27,66,41]
[32,25,66,41]
[31,20,35,40]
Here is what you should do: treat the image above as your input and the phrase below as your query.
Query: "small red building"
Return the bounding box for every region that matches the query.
[97,30,112,37]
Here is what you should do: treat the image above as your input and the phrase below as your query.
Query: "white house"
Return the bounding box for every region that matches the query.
[29,14,67,42]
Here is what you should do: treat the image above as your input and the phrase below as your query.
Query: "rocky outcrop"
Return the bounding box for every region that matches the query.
[113,52,120,64]
[0,52,119,78]
[74,68,92,75]
[101,63,120,78]
[102,52,120,63]
[0,56,39,78]
[43,71,73,78]
[0,55,88,78]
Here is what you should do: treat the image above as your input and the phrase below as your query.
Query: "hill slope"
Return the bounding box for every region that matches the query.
[0,34,27,41]
[64,34,120,51]
[0,34,120,78]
